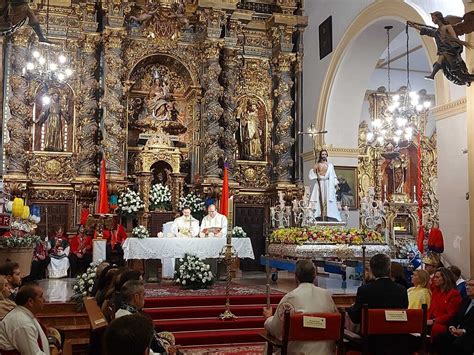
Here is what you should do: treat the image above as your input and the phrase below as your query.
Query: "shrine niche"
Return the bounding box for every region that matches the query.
[236,96,267,161]
[33,83,74,152]
[126,54,196,150]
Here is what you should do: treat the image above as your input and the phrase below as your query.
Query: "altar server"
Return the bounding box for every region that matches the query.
[171,206,200,237]
[200,204,228,238]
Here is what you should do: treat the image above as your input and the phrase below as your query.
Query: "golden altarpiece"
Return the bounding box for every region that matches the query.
[358,87,439,250]
[0,0,307,268]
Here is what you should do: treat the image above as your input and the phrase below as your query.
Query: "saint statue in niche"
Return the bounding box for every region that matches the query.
[237,97,264,160]
[35,88,72,152]
[145,73,176,121]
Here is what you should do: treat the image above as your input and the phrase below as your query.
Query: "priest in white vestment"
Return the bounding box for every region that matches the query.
[200,204,228,238]
[170,206,200,237]
[308,149,341,221]
[263,260,338,355]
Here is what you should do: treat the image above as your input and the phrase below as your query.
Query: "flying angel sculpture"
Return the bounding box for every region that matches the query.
[408,11,474,86]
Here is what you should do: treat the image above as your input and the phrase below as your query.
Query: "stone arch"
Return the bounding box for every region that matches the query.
[315,1,446,148]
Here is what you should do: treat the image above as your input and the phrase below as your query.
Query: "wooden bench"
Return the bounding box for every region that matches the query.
[83,297,108,355]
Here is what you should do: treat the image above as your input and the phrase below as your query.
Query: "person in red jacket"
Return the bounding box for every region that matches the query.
[68,225,92,277]
[104,218,127,266]
[428,222,445,253]
[428,267,462,342]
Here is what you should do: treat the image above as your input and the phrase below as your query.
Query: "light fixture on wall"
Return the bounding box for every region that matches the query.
[366,25,431,148]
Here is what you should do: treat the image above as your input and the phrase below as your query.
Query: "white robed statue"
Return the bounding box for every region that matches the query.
[308,149,341,221]
[171,206,200,237]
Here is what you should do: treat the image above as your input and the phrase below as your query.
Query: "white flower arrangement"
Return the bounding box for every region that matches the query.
[118,188,144,216]
[72,259,102,303]
[174,254,213,289]
[178,192,205,219]
[232,226,247,238]
[132,225,149,239]
[149,183,172,211]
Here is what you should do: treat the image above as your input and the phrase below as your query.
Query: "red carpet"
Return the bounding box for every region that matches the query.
[144,283,285,347]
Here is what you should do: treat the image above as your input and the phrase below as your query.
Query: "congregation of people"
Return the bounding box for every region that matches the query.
[263,254,474,355]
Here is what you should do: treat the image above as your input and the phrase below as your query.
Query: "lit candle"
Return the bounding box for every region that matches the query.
[414,185,416,195]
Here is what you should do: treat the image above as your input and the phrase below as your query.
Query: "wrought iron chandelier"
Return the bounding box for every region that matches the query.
[366,25,431,148]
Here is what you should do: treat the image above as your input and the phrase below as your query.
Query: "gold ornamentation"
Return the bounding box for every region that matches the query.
[29,189,75,200]
[201,40,224,177]
[272,52,296,181]
[28,154,78,182]
[234,162,271,189]
[135,147,181,174]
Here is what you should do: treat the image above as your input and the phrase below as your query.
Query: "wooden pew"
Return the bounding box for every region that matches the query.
[83,297,108,355]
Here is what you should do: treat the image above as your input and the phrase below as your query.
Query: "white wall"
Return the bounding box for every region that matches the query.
[436,112,470,274]
[302,0,373,153]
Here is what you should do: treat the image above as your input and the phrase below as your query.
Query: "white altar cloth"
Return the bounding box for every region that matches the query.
[122,237,255,260]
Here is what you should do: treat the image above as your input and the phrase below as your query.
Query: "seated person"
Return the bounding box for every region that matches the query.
[347,253,409,354]
[407,269,432,309]
[104,219,127,265]
[0,262,22,301]
[171,206,199,237]
[69,224,93,277]
[104,314,155,355]
[0,283,61,354]
[200,204,227,238]
[115,280,175,353]
[0,275,16,320]
[427,268,462,340]
[47,228,70,278]
[29,236,50,281]
[263,259,338,355]
[432,278,474,355]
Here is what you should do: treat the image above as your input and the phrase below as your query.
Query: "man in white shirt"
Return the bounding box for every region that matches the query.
[0,283,57,355]
[200,204,228,238]
[170,206,200,237]
[263,260,338,355]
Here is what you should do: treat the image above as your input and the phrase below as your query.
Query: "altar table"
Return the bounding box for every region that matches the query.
[122,237,255,260]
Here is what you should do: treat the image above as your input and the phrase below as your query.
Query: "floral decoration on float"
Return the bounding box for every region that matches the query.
[270,227,386,246]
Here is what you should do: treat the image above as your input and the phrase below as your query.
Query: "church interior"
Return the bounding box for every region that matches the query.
[0,0,474,354]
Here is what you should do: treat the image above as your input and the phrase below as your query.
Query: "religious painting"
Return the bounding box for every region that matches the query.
[236,96,266,161]
[319,16,333,60]
[33,84,74,152]
[334,166,358,209]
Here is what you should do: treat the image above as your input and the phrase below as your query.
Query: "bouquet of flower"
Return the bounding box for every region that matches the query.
[118,188,144,216]
[0,233,41,249]
[270,227,385,245]
[178,192,205,220]
[174,254,213,289]
[132,225,149,239]
[149,183,172,211]
[232,226,247,238]
[71,259,102,303]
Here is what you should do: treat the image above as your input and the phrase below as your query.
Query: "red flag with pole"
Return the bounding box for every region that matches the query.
[97,159,109,214]
[220,164,229,216]
[416,133,424,253]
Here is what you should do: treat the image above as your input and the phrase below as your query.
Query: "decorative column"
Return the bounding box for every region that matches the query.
[220,48,240,177]
[102,27,127,175]
[272,52,296,182]
[76,34,100,177]
[171,173,187,210]
[294,27,304,183]
[5,28,31,176]
[137,172,152,227]
[201,40,224,179]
